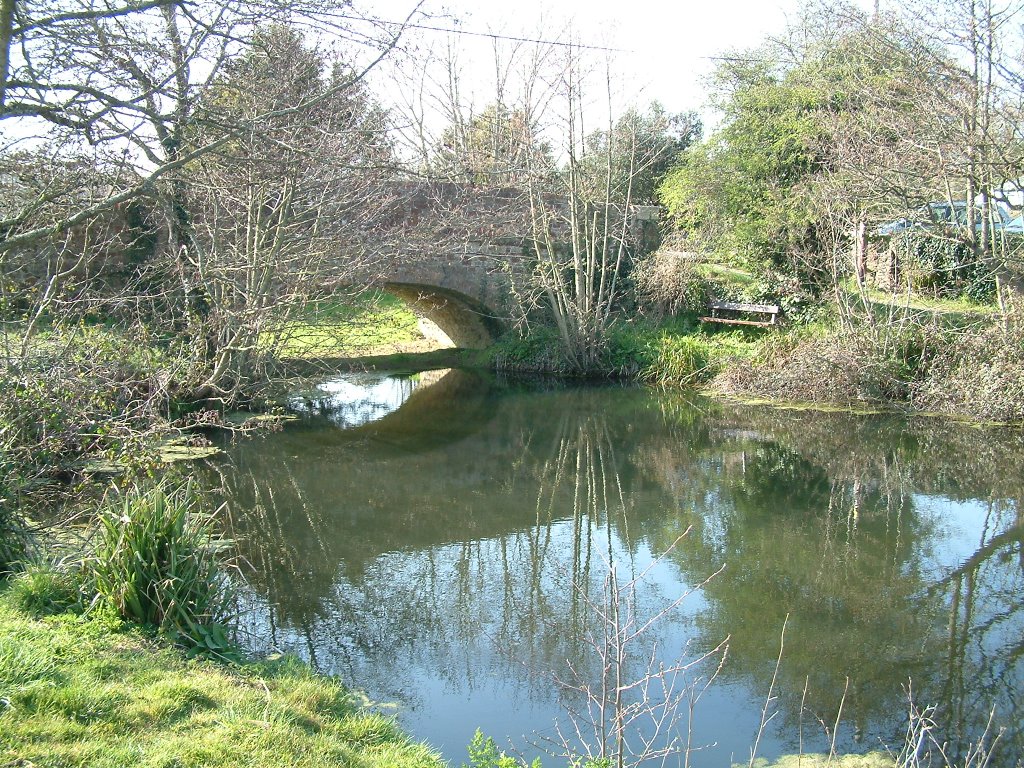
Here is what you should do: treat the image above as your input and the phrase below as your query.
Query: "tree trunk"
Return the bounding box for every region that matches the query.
[0,0,14,108]
[854,218,868,286]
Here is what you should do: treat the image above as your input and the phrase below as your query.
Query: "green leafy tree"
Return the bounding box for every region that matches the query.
[658,54,836,286]
[432,102,553,185]
[656,5,938,291]
[660,0,1024,305]
[583,102,701,205]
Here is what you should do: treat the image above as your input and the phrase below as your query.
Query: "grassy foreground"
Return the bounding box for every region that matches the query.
[0,589,442,768]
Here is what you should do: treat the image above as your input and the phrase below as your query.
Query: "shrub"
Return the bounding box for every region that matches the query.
[462,730,540,768]
[0,506,30,577]
[601,323,657,376]
[0,328,172,504]
[740,270,824,325]
[487,327,574,374]
[913,325,1024,423]
[892,231,995,302]
[632,250,712,317]
[712,325,940,405]
[88,482,234,654]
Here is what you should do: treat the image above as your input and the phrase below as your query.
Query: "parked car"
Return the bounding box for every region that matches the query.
[1002,214,1024,234]
[874,201,1016,236]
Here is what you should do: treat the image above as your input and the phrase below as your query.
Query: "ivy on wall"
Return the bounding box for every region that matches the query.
[892,231,1000,302]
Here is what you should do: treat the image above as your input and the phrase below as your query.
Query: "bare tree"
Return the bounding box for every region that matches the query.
[808,0,1024,312]
[0,0,425,398]
[0,4,424,501]
[522,45,651,373]
[0,0,418,253]
[170,24,401,403]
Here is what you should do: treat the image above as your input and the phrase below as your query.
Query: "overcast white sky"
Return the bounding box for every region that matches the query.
[353,0,876,128]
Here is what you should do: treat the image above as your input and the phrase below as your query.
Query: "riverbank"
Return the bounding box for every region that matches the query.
[281,282,1021,427]
[484,312,1024,426]
[0,295,1018,768]
[0,575,444,768]
[0,581,903,768]
[5,293,1017,521]
[281,346,480,378]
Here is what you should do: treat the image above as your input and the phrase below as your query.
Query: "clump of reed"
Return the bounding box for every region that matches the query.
[89,482,234,654]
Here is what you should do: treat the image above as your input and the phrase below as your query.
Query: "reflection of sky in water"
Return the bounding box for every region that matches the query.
[234,518,735,767]
[288,371,448,428]
[913,494,1024,679]
[913,495,1016,575]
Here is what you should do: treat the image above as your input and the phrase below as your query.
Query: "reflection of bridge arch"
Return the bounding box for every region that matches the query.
[344,368,498,453]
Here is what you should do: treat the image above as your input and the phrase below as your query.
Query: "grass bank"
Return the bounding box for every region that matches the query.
[280,346,483,378]
[0,577,443,768]
[484,314,764,384]
[485,311,1024,425]
[614,250,1024,422]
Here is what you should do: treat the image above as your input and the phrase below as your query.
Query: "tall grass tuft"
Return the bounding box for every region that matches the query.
[5,560,84,615]
[89,482,234,654]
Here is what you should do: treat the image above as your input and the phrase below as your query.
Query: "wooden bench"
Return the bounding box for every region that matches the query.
[699,300,781,327]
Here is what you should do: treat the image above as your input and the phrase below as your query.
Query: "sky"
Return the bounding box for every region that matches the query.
[0,0,877,161]
[352,0,876,129]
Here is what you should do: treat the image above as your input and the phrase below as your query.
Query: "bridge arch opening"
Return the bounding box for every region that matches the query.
[383,282,506,349]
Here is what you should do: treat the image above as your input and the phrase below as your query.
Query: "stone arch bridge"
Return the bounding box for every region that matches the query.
[352,182,541,349]
[349,182,657,349]
[379,240,530,349]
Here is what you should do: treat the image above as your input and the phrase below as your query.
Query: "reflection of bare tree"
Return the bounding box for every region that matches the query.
[739,408,1024,763]
[519,409,730,767]
[531,411,619,667]
[934,499,1024,762]
[206,458,338,667]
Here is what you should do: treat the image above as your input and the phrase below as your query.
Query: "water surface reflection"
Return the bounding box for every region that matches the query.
[202,371,1024,766]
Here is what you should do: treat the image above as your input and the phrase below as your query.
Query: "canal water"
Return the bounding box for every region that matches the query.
[201,368,1024,767]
